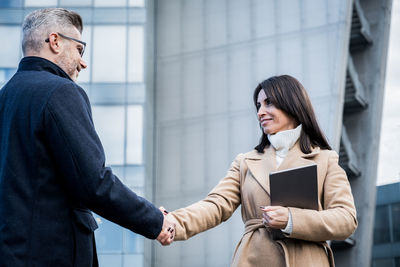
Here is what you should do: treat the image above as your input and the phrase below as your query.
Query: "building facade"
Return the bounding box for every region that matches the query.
[372,182,400,267]
[0,0,148,266]
[151,1,392,267]
[0,0,393,266]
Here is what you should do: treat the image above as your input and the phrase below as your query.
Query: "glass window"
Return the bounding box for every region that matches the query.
[0,70,5,84]
[94,0,126,7]
[0,27,21,68]
[126,105,143,164]
[0,0,23,8]
[373,205,391,244]
[77,26,92,83]
[127,83,145,103]
[92,106,125,165]
[94,215,123,253]
[24,0,56,6]
[92,26,126,82]
[123,254,143,267]
[129,0,145,7]
[124,166,144,188]
[5,68,17,80]
[392,203,400,242]
[90,83,126,105]
[128,26,144,82]
[98,254,122,267]
[59,0,92,6]
[123,230,143,253]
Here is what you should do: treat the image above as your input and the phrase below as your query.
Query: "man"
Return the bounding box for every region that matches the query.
[0,8,174,266]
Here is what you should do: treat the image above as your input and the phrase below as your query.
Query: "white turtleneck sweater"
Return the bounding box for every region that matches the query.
[267,124,302,234]
[267,124,302,167]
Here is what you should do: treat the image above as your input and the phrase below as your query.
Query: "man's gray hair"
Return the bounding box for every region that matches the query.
[22,8,83,55]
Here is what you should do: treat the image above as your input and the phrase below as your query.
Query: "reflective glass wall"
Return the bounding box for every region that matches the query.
[0,1,148,266]
[372,182,400,267]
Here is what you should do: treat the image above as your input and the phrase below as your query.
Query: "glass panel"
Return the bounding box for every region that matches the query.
[92,106,125,165]
[123,254,143,267]
[77,25,92,83]
[59,0,92,6]
[124,166,144,188]
[94,215,123,253]
[0,0,23,8]
[98,254,122,267]
[392,203,400,242]
[127,83,145,103]
[129,0,145,7]
[93,8,127,24]
[92,26,126,82]
[5,68,17,80]
[0,70,5,84]
[0,9,24,24]
[0,27,21,68]
[128,26,144,83]
[126,105,143,164]
[373,205,391,244]
[90,83,126,105]
[24,0,57,6]
[94,0,126,7]
[373,258,394,267]
[123,231,144,253]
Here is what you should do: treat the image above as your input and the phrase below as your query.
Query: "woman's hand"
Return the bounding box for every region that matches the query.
[261,206,289,229]
[157,206,176,246]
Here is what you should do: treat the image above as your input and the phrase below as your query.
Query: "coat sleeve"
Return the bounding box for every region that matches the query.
[43,83,163,239]
[288,150,358,242]
[171,154,244,240]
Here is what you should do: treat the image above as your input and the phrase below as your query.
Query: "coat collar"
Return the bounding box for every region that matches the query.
[244,143,320,195]
[17,56,72,81]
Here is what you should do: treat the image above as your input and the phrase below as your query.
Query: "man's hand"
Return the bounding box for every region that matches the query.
[156,207,176,246]
[261,206,289,229]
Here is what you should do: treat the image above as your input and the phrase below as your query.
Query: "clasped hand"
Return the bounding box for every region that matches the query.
[156,207,176,246]
[261,206,289,229]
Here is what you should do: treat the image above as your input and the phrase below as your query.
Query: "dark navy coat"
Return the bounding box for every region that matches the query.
[0,57,164,266]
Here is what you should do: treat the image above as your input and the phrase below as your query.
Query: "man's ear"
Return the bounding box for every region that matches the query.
[47,32,62,54]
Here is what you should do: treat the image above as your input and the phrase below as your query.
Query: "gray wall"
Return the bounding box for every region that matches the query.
[151,1,354,266]
[335,0,393,266]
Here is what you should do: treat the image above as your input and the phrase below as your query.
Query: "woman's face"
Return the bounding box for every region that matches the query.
[256,89,297,135]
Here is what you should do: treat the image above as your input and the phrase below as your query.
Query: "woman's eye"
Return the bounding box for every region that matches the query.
[266,98,272,105]
[256,103,261,110]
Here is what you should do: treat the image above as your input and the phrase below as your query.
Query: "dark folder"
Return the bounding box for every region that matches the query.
[269,164,318,210]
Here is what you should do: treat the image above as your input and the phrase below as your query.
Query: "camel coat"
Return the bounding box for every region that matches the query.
[171,143,358,267]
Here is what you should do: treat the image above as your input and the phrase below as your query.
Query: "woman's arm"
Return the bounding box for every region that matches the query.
[171,154,244,240]
[287,151,358,242]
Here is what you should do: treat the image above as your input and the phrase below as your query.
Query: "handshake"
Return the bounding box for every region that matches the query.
[156,207,177,246]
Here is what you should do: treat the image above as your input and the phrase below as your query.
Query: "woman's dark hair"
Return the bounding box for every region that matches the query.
[253,75,331,154]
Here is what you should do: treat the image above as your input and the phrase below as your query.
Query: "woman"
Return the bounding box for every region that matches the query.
[169,75,357,267]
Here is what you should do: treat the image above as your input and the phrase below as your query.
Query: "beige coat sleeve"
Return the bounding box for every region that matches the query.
[288,151,358,242]
[170,154,243,240]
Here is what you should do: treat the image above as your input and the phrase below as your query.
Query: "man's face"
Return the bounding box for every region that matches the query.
[55,28,87,81]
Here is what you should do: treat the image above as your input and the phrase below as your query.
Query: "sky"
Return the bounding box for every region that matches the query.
[377,0,400,185]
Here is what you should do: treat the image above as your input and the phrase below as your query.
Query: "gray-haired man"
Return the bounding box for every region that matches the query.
[0,8,174,267]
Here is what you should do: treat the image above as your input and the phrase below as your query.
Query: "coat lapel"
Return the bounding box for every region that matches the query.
[244,146,276,196]
[244,143,321,196]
